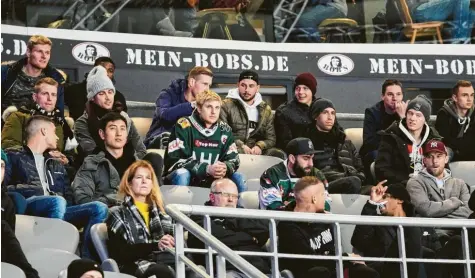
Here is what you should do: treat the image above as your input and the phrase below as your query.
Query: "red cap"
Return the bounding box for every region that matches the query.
[424,139,447,155]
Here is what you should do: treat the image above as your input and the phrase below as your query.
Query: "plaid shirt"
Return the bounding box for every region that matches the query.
[107,195,174,275]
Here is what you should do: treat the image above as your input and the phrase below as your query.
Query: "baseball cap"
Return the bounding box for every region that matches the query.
[238,70,259,84]
[286,137,318,156]
[423,139,447,155]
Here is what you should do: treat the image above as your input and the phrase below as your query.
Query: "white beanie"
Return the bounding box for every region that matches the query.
[86,66,115,99]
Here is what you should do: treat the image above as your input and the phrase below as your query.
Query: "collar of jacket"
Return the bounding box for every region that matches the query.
[122,195,166,239]
[417,168,452,199]
[419,168,452,183]
[398,120,430,145]
[9,57,65,84]
[22,145,53,159]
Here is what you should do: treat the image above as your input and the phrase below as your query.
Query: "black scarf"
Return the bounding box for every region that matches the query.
[20,102,74,140]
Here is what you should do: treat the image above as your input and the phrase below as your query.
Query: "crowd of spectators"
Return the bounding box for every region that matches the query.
[1,34,475,278]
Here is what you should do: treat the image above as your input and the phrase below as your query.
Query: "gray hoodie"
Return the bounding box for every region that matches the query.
[440,98,473,138]
[407,168,472,219]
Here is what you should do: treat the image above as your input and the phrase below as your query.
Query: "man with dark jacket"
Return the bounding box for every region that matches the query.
[258,137,328,210]
[352,182,423,278]
[360,80,406,175]
[220,70,284,158]
[278,176,379,278]
[309,98,365,194]
[64,57,128,120]
[435,80,475,161]
[274,72,318,150]
[375,95,441,185]
[187,178,271,277]
[4,115,108,259]
[1,35,65,116]
[73,112,164,207]
[145,66,213,148]
[74,66,146,164]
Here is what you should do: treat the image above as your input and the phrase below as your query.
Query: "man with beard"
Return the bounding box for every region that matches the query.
[259,137,327,210]
[65,57,128,121]
[220,70,284,159]
[375,95,441,185]
[1,35,66,116]
[407,139,472,278]
[435,80,475,161]
[308,99,365,194]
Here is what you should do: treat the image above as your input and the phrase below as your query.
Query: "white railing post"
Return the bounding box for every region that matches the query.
[216,255,227,278]
[175,223,186,278]
[269,219,280,278]
[461,227,473,278]
[333,222,344,278]
[397,225,408,278]
[204,215,214,277]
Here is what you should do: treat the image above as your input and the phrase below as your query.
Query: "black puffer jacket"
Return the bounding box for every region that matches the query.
[375,119,441,185]
[309,122,365,183]
[274,98,316,149]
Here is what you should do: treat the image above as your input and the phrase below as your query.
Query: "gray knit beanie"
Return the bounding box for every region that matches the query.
[407,94,432,122]
[86,66,115,99]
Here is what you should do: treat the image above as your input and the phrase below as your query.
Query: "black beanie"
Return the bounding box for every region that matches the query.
[67,259,104,278]
[310,98,335,118]
[407,94,432,122]
[294,72,317,95]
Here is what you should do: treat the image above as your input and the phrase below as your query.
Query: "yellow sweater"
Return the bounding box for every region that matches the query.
[135,201,150,229]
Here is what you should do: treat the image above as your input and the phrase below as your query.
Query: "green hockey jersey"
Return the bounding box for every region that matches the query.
[165,113,240,187]
[258,161,327,210]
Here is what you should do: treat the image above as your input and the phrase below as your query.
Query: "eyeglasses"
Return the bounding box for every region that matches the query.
[212,191,239,199]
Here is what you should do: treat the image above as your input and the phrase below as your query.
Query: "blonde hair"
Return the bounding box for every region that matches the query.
[34,77,58,93]
[188,66,213,79]
[118,160,166,213]
[28,35,52,50]
[196,89,221,108]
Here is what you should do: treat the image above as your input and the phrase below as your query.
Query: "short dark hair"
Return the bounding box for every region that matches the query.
[99,112,127,131]
[294,176,324,195]
[382,79,403,95]
[94,57,115,67]
[24,115,54,142]
[452,80,472,96]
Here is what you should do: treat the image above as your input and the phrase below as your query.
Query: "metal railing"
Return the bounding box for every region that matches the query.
[126,100,437,122]
[166,204,475,278]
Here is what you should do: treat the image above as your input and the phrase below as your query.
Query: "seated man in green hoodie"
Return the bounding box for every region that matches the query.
[220,70,285,159]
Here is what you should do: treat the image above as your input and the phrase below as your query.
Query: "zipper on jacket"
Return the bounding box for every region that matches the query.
[44,158,54,194]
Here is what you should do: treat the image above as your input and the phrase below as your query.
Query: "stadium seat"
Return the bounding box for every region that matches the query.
[147,148,165,158]
[131,117,152,139]
[246,178,261,191]
[15,215,79,253]
[25,248,80,278]
[240,191,259,209]
[238,154,283,180]
[344,128,363,153]
[328,194,370,253]
[90,223,121,272]
[449,161,475,191]
[161,185,210,206]
[59,270,135,278]
[1,262,26,278]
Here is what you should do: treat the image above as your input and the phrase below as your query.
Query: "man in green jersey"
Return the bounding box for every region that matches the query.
[164,90,246,192]
[259,137,327,210]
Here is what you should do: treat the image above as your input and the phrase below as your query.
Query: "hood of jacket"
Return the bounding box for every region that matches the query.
[226,88,263,108]
[7,57,65,84]
[418,168,452,186]
[82,150,110,171]
[168,78,188,98]
[441,98,473,134]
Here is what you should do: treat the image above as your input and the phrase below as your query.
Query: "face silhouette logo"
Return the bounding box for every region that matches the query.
[318,54,354,76]
[72,42,110,65]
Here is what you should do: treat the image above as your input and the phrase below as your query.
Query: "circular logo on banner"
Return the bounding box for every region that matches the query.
[72,42,110,65]
[317,54,354,76]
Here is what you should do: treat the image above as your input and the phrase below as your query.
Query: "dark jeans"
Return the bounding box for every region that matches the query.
[7,191,27,215]
[1,220,40,278]
[327,176,362,194]
[25,196,108,260]
[143,152,164,185]
[431,235,467,278]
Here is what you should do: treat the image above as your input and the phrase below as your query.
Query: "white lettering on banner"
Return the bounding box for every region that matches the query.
[126,48,289,72]
[0,38,27,56]
[369,58,475,76]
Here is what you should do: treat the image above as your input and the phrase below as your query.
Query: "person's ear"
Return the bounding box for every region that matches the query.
[444,155,449,164]
[99,129,105,140]
[32,93,38,102]
[209,193,215,204]
[188,77,196,88]
[40,127,47,136]
[289,154,296,164]
[452,94,457,103]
